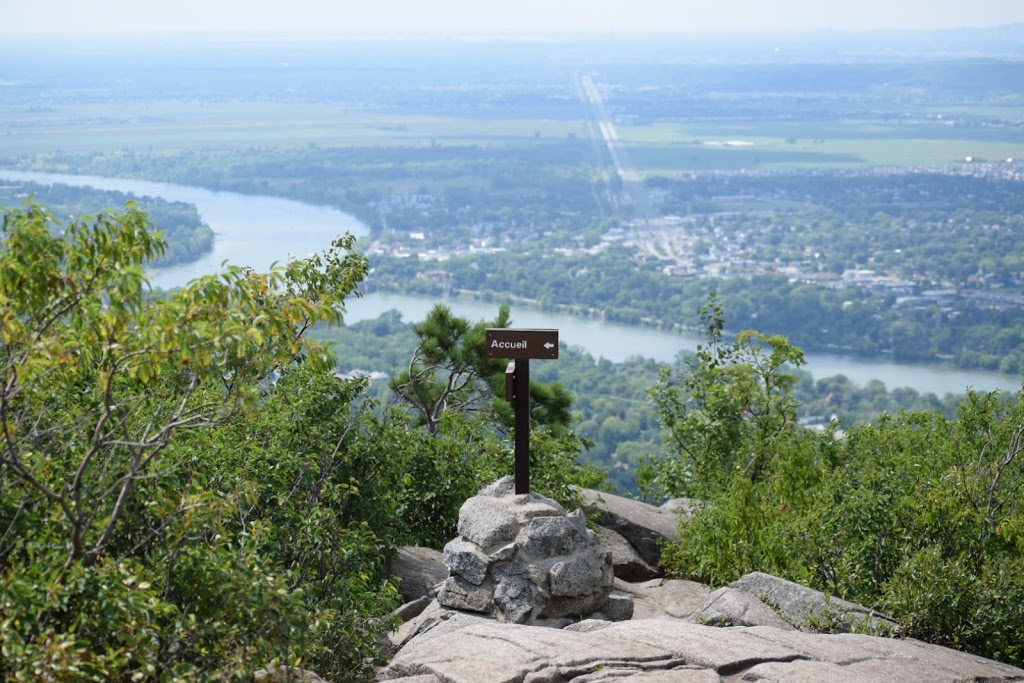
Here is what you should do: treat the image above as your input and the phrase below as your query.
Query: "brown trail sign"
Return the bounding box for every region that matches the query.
[486,329,559,494]
[486,329,558,359]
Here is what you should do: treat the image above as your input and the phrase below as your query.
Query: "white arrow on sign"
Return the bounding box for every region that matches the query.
[544,342,555,350]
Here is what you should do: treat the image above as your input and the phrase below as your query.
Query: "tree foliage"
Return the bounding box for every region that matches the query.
[0,201,362,565]
[324,311,969,497]
[0,182,215,267]
[390,303,511,435]
[390,302,573,436]
[388,302,604,514]
[0,201,609,681]
[641,294,809,498]
[646,299,1024,666]
[0,202,398,680]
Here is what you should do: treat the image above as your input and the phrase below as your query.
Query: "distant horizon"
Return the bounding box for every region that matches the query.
[4,22,1023,42]
[4,0,1023,36]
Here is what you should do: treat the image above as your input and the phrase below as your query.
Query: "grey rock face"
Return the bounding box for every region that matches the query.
[389,546,447,603]
[457,496,519,550]
[436,479,621,624]
[442,538,491,586]
[437,575,495,613]
[379,615,1024,683]
[595,526,661,582]
[391,482,1016,683]
[550,548,611,597]
[578,488,680,567]
[614,578,710,621]
[729,572,899,633]
[479,475,518,497]
[520,515,590,558]
[392,595,432,623]
[493,572,539,624]
[596,594,636,622]
[691,587,796,630]
[386,599,492,654]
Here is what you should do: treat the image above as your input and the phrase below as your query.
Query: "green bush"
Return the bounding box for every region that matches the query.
[649,298,1024,666]
[0,202,392,680]
[0,201,609,681]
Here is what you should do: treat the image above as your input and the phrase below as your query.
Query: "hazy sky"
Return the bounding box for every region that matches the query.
[3,0,1023,35]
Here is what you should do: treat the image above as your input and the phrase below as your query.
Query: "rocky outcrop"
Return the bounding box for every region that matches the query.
[578,488,679,567]
[612,578,709,621]
[435,477,618,624]
[691,587,796,630]
[728,572,899,633]
[382,487,1022,683]
[378,611,1024,682]
[595,526,660,582]
[389,546,447,604]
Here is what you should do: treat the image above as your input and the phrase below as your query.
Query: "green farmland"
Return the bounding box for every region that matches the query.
[0,101,588,155]
[617,115,1024,173]
[5,100,1022,175]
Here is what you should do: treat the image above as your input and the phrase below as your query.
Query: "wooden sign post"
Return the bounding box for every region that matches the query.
[486,328,559,494]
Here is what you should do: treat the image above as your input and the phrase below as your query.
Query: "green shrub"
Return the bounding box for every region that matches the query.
[650,298,1024,666]
[0,203,392,680]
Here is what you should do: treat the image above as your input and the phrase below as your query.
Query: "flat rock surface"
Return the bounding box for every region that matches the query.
[729,572,898,632]
[613,578,710,620]
[692,587,795,630]
[379,612,1024,683]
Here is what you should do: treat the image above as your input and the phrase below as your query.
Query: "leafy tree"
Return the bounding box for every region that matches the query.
[802,395,1024,663]
[388,302,605,513]
[170,366,404,681]
[641,294,807,498]
[0,201,386,680]
[0,201,610,680]
[647,298,1024,666]
[0,182,215,267]
[389,303,511,435]
[390,302,572,435]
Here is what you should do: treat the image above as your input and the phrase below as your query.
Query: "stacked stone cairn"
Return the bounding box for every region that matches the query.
[436,477,629,625]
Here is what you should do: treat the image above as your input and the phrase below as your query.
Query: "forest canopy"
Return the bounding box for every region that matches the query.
[0,181,214,266]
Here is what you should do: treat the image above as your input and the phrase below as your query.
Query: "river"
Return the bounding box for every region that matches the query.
[2,169,1020,396]
[0,170,368,290]
[344,293,1020,396]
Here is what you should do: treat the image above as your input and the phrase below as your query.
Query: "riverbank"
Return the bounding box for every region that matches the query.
[3,168,1018,396]
[345,291,1022,396]
[0,169,369,291]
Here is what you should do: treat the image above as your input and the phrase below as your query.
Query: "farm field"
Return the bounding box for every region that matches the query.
[0,103,587,154]
[621,137,1024,172]
[6,106,1022,175]
[615,114,1024,171]
[3,33,1021,170]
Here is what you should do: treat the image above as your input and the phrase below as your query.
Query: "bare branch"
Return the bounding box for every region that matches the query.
[986,418,1024,519]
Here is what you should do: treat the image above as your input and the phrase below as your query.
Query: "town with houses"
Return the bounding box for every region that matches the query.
[366,161,1024,311]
